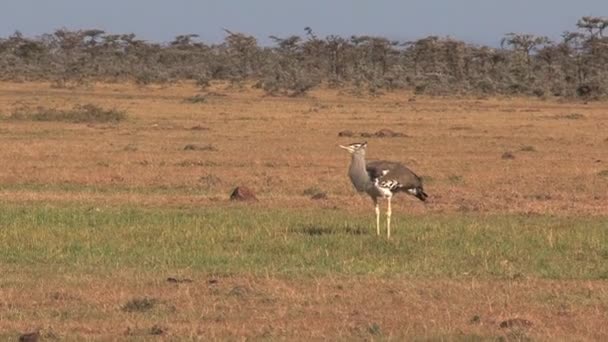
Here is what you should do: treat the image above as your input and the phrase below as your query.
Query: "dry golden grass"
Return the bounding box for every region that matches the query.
[1,82,608,340]
[1,81,607,214]
[2,267,607,341]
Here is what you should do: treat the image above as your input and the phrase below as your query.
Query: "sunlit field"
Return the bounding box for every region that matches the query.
[1,81,607,340]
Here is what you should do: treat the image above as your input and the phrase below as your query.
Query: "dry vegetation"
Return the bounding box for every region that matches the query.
[1,81,607,214]
[0,81,607,340]
[2,269,607,340]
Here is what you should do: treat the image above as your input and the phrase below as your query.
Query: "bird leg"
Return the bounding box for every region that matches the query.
[374,198,380,236]
[387,197,392,239]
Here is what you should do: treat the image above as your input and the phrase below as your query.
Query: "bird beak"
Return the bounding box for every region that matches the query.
[339,145,353,153]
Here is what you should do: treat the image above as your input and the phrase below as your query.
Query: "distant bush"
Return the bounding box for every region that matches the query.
[553,113,585,120]
[121,297,157,312]
[1,16,607,98]
[9,104,127,123]
[519,145,537,152]
[183,144,217,151]
[183,94,207,103]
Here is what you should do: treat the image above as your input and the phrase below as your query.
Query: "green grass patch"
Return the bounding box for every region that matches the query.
[0,205,606,279]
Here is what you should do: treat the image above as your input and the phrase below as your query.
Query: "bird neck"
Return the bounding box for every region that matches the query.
[349,153,372,192]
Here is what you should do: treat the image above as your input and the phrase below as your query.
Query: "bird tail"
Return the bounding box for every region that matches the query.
[407,187,428,202]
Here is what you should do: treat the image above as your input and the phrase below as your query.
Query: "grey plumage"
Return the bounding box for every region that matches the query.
[339,141,428,238]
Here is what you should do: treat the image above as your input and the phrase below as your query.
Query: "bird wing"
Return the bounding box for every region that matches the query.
[366,160,421,187]
[367,160,428,201]
[365,161,391,180]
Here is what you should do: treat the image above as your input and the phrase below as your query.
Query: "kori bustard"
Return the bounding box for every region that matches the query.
[339,142,428,238]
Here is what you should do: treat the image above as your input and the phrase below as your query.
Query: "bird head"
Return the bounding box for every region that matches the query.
[339,141,367,155]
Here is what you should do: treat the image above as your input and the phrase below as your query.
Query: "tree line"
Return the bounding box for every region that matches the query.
[1,16,607,98]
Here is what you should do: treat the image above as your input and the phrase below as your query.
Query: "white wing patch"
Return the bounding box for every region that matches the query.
[373,178,401,197]
[380,180,400,190]
[371,168,402,197]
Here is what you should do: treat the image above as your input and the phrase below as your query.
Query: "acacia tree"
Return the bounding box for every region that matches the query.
[261,32,322,96]
[577,16,608,38]
[501,33,551,82]
[574,17,608,97]
[1,16,607,98]
[221,29,260,82]
[323,35,349,84]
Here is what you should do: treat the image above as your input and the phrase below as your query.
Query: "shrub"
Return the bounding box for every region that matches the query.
[9,104,127,123]
[183,94,207,103]
[122,297,157,312]
[1,18,608,99]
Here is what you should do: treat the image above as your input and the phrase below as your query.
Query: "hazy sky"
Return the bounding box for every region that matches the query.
[2,1,607,46]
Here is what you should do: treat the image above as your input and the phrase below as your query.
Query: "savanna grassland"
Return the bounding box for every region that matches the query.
[0,81,607,340]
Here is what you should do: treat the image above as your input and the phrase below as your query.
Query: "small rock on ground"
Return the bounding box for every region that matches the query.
[19,332,40,342]
[230,186,258,201]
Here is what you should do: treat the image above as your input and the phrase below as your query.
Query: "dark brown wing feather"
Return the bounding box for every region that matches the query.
[366,160,428,201]
[366,160,422,188]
